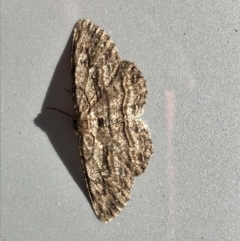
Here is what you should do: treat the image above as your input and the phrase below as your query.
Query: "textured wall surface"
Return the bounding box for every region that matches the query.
[1,1,240,240]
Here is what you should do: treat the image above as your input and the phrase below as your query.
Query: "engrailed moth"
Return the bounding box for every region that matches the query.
[71,19,152,223]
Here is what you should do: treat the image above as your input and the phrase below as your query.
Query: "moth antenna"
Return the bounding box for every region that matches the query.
[44,107,76,118]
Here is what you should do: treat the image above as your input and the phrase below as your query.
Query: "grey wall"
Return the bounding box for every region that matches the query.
[1,1,240,240]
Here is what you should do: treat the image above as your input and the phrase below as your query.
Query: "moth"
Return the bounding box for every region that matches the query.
[71,19,153,223]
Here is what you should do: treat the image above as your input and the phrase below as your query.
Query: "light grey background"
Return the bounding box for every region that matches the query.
[1,1,240,240]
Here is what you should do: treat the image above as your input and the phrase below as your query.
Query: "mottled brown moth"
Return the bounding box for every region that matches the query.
[71,19,152,223]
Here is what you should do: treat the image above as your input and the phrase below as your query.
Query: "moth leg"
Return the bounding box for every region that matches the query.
[64,88,72,94]
[44,107,76,118]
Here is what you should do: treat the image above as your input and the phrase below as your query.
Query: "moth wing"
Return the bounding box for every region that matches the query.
[116,62,153,175]
[91,61,153,175]
[113,61,148,117]
[126,119,153,176]
[71,19,120,115]
[81,123,133,223]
